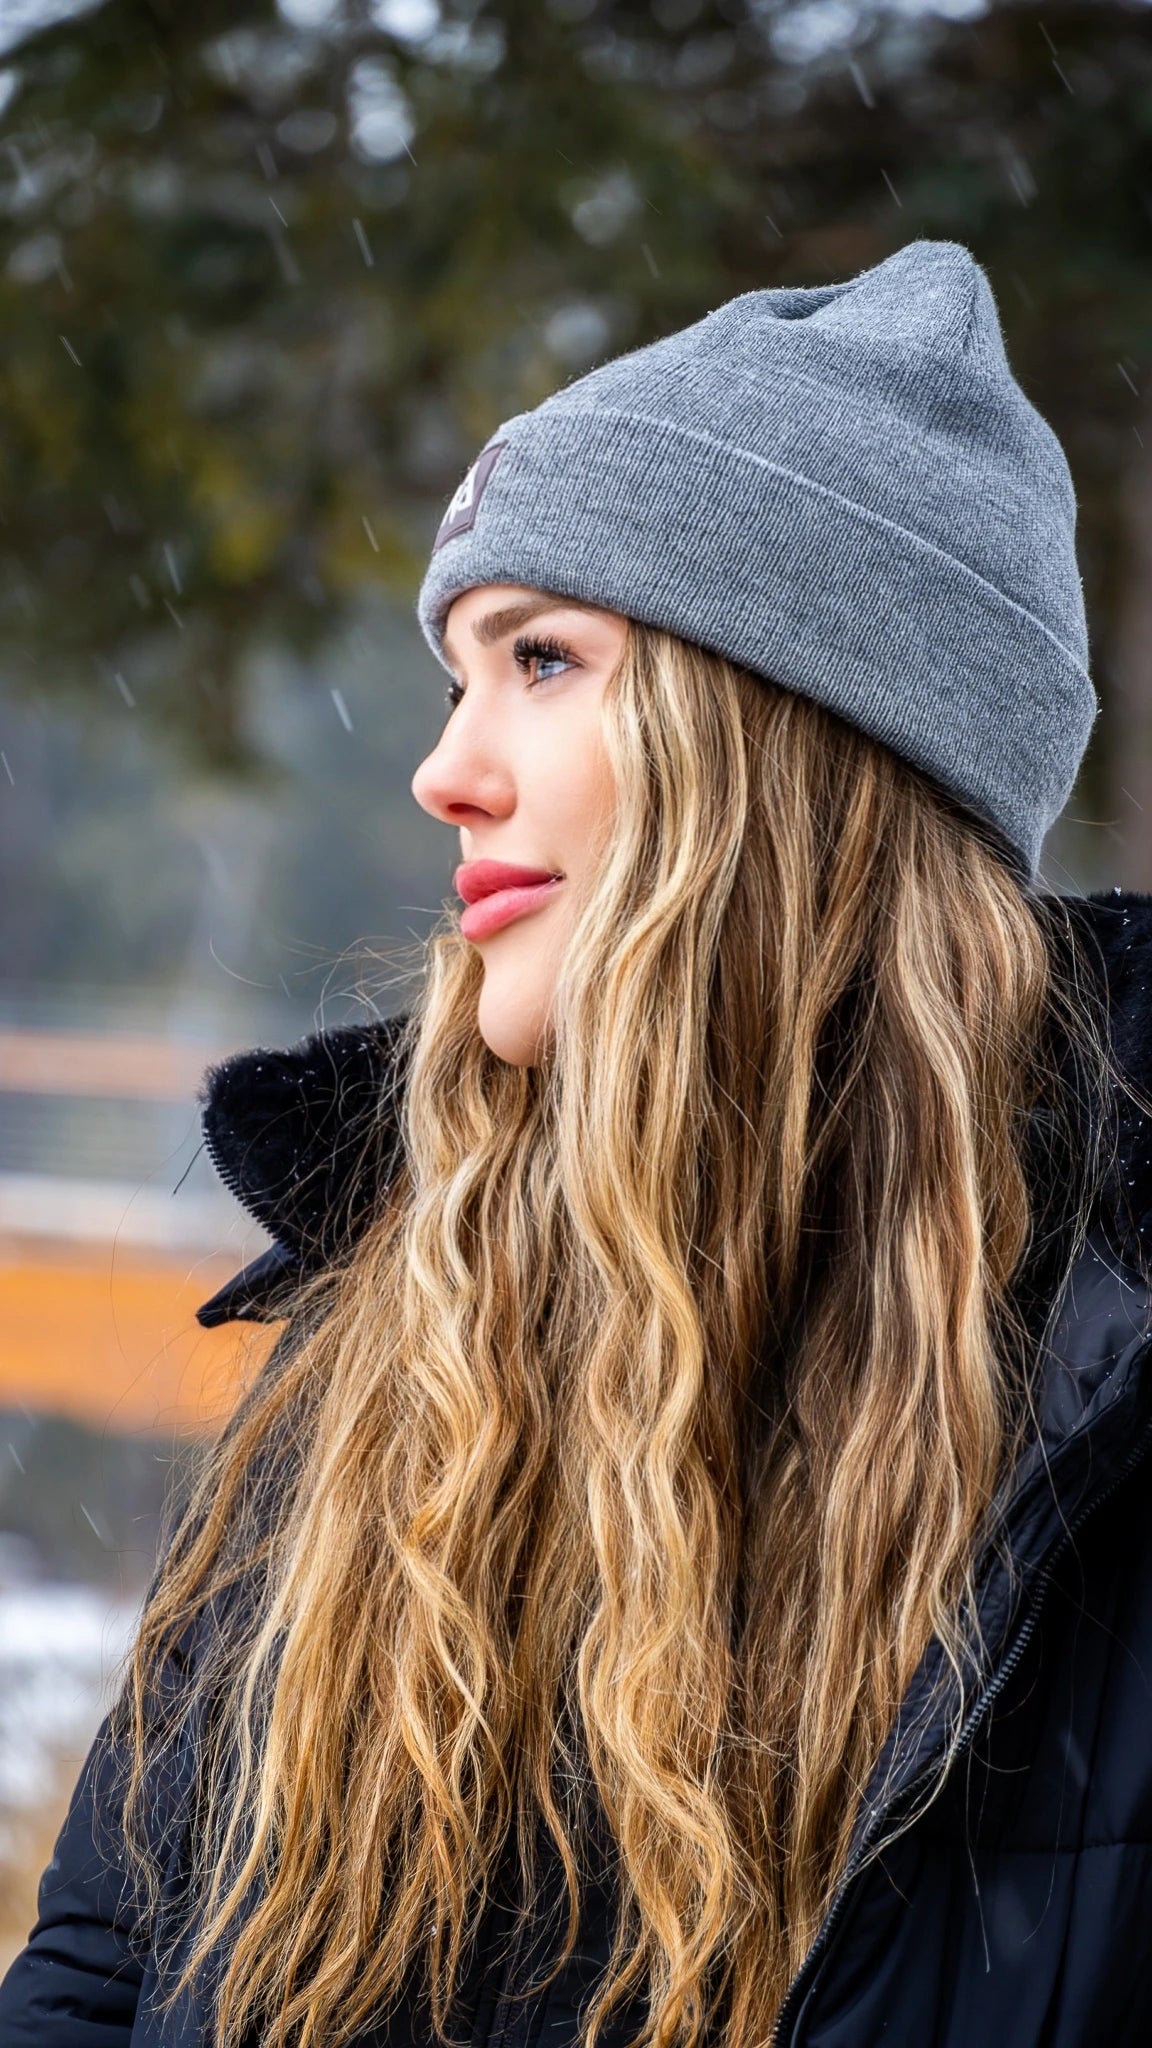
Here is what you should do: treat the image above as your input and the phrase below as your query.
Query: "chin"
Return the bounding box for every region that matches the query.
[476,980,551,1068]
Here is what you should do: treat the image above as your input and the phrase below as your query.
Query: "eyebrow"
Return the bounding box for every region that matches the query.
[441,594,608,670]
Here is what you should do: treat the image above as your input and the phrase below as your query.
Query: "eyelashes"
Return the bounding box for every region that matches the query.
[443,632,576,711]
[512,631,574,679]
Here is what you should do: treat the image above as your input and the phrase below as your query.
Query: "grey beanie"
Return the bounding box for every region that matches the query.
[416,239,1096,882]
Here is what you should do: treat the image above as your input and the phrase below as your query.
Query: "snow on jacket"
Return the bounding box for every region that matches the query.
[4,888,1152,2048]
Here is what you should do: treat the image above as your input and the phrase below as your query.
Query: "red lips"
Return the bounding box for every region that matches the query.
[454,860,563,904]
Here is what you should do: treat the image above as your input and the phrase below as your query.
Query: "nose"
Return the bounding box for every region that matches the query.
[410,720,513,829]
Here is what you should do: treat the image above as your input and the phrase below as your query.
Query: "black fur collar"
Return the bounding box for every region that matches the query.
[195,890,1152,1330]
[196,1007,412,1326]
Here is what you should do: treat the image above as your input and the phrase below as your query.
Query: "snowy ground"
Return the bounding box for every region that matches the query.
[0,1580,140,1874]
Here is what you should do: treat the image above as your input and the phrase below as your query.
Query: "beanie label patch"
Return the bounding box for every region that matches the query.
[432,439,508,552]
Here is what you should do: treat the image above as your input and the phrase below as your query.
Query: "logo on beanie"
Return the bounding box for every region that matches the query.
[432,439,508,552]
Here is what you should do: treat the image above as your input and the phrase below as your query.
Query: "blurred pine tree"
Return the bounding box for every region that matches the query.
[0,0,1148,869]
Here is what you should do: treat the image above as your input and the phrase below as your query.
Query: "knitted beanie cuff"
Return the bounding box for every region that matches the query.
[417,403,1096,882]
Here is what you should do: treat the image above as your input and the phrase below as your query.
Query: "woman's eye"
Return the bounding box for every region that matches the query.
[512,633,575,685]
[442,635,574,713]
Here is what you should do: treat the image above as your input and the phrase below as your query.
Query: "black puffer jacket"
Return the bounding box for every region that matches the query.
[5,888,1152,2048]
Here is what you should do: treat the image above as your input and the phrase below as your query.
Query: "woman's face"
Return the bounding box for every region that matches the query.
[411,582,627,1065]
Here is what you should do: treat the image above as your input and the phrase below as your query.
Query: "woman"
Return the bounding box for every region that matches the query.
[4,238,1152,2048]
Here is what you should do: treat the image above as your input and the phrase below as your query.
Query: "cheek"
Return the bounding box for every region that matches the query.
[552,730,615,872]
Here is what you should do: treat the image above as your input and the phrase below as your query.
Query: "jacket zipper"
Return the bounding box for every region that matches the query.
[767,1392,1152,2048]
[484,1914,521,2048]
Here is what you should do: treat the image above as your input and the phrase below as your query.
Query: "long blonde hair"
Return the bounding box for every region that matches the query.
[124,614,1125,2048]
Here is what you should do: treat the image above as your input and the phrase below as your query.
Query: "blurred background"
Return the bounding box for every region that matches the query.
[0,0,1149,1966]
